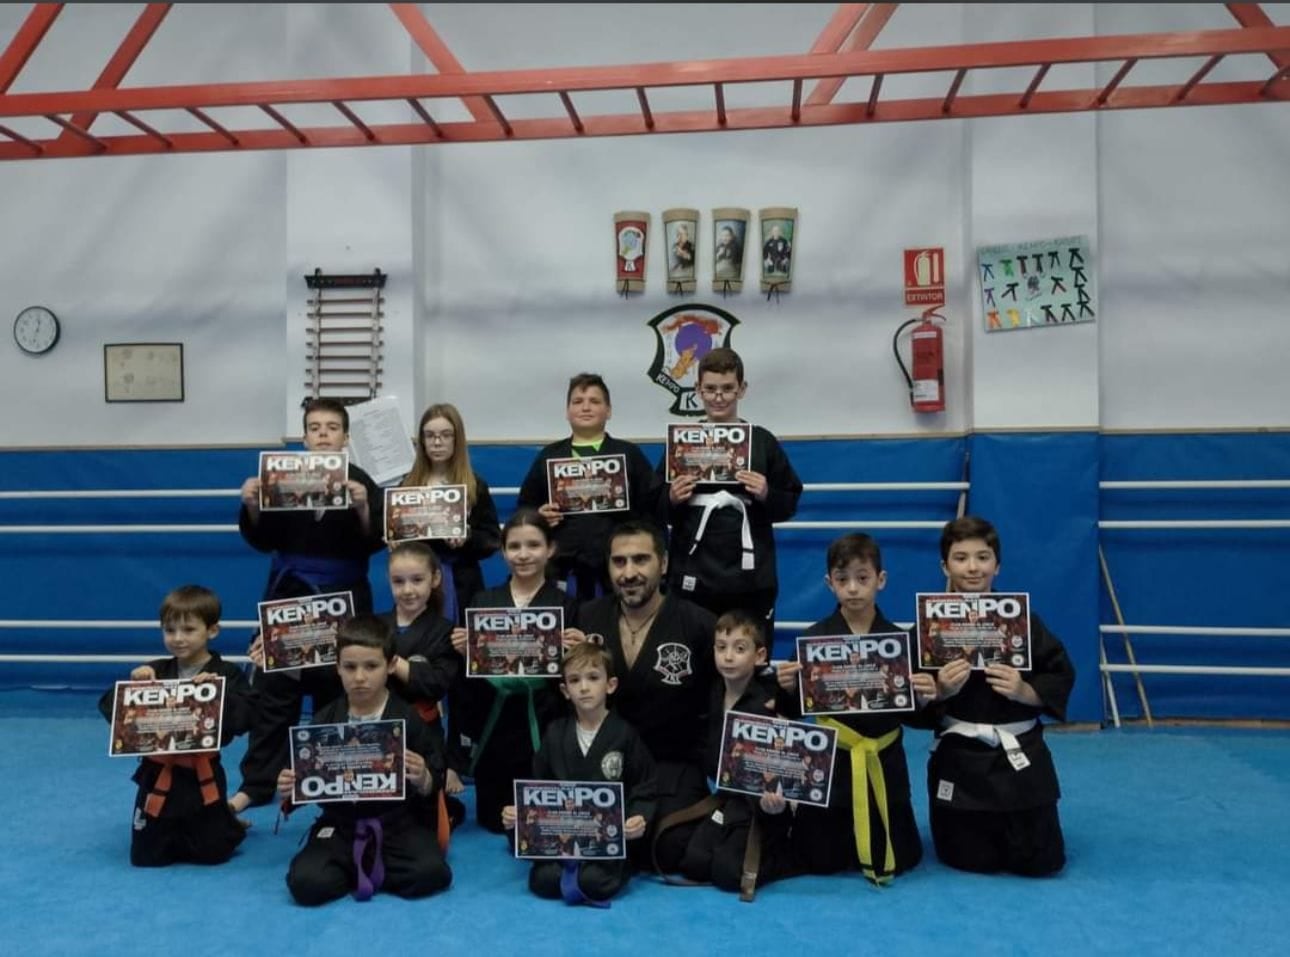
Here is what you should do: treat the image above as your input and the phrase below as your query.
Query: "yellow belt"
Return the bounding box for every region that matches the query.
[817,720,901,885]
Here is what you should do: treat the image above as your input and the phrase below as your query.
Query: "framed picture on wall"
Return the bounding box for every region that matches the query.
[104,342,185,403]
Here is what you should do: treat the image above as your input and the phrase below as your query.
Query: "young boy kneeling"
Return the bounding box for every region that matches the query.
[674,609,796,899]
[925,516,1076,877]
[98,585,252,868]
[278,616,453,905]
[503,642,658,905]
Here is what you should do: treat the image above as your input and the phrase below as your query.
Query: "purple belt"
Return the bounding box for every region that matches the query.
[352,818,386,901]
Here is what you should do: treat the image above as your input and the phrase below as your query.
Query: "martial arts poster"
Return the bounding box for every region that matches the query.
[513,780,627,860]
[915,592,1032,671]
[257,591,354,672]
[614,210,649,294]
[464,606,564,678]
[545,454,630,515]
[796,632,916,716]
[383,484,469,543]
[258,450,350,511]
[759,206,797,294]
[290,719,406,804]
[977,235,1096,332]
[716,711,837,808]
[108,677,225,757]
[665,422,752,484]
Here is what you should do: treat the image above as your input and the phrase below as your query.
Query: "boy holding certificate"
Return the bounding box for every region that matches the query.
[231,398,386,817]
[517,373,661,601]
[777,534,936,883]
[98,585,252,867]
[502,642,657,906]
[278,615,452,905]
[924,516,1075,876]
[657,348,802,631]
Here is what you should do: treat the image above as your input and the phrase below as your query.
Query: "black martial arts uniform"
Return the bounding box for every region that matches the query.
[656,424,802,629]
[236,461,386,807]
[676,678,795,895]
[517,434,662,601]
[98,652,252,868]
[578,593,716,871]
[285,694,452,905]
[924,610,1075,877]
[451,581,577,833]
[789,607,929,882]
[526,710,658,903]
[425,475,501,624]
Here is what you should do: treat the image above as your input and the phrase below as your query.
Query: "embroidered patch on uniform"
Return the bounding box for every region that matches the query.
[132,807,147,831]
[459,734,473,748]
[710,809,725,825]
[601,750,624,781]
[584,632,605,647]
[316,827,336,840]
[681,575,697,592]
[654,642,694,686]
[936,780,955,802]
[409,654,428,663]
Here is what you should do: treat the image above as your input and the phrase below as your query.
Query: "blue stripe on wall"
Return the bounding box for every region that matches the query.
[4,432,1285,722]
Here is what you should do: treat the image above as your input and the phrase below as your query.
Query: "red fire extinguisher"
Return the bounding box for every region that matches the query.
[892,307,946,413]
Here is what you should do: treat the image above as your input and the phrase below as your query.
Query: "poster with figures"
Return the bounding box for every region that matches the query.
[977,235,1096,333]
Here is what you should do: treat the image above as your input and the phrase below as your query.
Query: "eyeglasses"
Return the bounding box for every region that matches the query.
[422,431,455,445]
[698,386,740,399]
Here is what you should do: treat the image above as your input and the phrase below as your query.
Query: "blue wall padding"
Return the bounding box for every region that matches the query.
[4,433,1286,722]
[1098,433,1290,720]
[965,432,1102,723]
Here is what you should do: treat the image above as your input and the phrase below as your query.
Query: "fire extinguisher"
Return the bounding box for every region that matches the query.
[892,307,946,413]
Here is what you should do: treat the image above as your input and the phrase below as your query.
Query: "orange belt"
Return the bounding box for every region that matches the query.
[143,754,219,818]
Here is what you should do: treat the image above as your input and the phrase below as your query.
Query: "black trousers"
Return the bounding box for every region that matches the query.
[286,817,452,906]
[529,858,631,902]
[678,798,795,893]
[237,666,342,806]
[930,802,1066,877]
[129,787,245,868]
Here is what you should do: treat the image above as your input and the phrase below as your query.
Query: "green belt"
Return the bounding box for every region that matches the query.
[467,677,546,775]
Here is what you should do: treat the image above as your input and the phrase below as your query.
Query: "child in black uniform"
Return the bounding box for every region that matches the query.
[450,508,580,832]
[379,541,464,829]
[502,641,657,905]
[674,609,794,900]
[278,615,452,905]
[777,534,937,883]
[657,348,802,631]
[231,398,386,816]
[400,401,501,623]
[925,516,1076,876]
[517,372,661,601]
[98,584,251,867]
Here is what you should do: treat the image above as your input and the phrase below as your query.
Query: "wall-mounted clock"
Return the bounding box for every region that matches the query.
[13,306,60,356]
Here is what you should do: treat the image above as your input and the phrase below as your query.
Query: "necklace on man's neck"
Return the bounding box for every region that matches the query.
[620,600,660,647]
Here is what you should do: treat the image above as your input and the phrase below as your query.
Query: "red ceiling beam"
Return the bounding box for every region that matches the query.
[808,3,898,107]
[0,2,62,93]
[388,3,494,125]
[807,5,872,55]
[1225,3,1290,69]
[62,2,170,140]
[5,25,1289,119]
[4,78,1284,163]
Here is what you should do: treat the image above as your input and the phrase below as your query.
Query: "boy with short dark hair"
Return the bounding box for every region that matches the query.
[777,533,936,883]
[672,608,794,899]
[231,397,387,815]
[517,373,661,601]
[278,615,452,905]
[98,584,252,867]
[657,348,802,631]
[502,641,657,905]
[924,516,1075,877]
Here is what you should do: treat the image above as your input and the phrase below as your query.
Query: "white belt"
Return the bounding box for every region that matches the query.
[939,717,1038,771]
[688,491,754,570]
